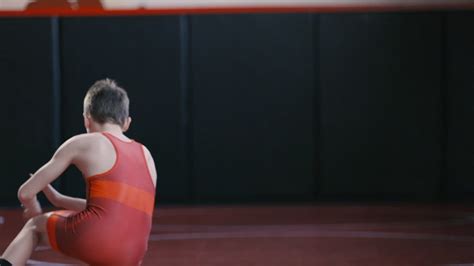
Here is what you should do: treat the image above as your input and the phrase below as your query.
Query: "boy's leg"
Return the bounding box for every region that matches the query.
[1,213,51,266]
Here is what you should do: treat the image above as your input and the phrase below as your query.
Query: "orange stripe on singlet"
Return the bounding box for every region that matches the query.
[89,178,155,216]
[47,214,60,251]
[47,210,71,252]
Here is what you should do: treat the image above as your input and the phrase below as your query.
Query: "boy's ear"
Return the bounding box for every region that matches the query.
[83,113,91,133]
[122,117,132,132]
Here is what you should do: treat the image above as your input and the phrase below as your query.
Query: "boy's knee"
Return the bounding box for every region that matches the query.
[24,218,36,229]
[28,214,49,233]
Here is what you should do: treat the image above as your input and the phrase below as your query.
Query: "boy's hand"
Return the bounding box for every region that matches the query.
[22,197,42,220]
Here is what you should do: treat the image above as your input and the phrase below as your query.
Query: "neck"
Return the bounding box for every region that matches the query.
[91,123,123,135]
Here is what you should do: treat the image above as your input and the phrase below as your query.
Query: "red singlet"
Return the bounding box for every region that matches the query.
[46,132,156,265]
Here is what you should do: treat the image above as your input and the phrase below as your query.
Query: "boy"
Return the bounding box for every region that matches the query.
[0,79,157,265]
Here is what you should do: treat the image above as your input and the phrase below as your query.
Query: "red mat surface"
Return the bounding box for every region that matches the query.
[1,204,474,265]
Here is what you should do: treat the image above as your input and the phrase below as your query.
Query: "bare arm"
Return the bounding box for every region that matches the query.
[43,184,86,212]
[18,137,79,211]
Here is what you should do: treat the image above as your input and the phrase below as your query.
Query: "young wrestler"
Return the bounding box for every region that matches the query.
[0,79,157,266]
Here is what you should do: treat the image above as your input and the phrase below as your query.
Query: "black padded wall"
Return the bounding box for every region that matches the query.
[445,12,474,199]
[318,13,443,200]
[60,17,185,200]
[0,19,54,205]
[2,12,474,205]
[191,14,315,202]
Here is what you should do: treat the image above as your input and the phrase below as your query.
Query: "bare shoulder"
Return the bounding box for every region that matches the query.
[141,145,153,159]
[142,144,156,167]
[141,144,157,187]
[57,133,112,162]
[63,133,107,150]
[62,133,115,174]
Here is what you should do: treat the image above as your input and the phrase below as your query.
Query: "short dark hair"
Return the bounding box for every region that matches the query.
[84,79,129,126]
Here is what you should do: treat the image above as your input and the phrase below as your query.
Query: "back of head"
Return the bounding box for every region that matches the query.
[84,79,129,126]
